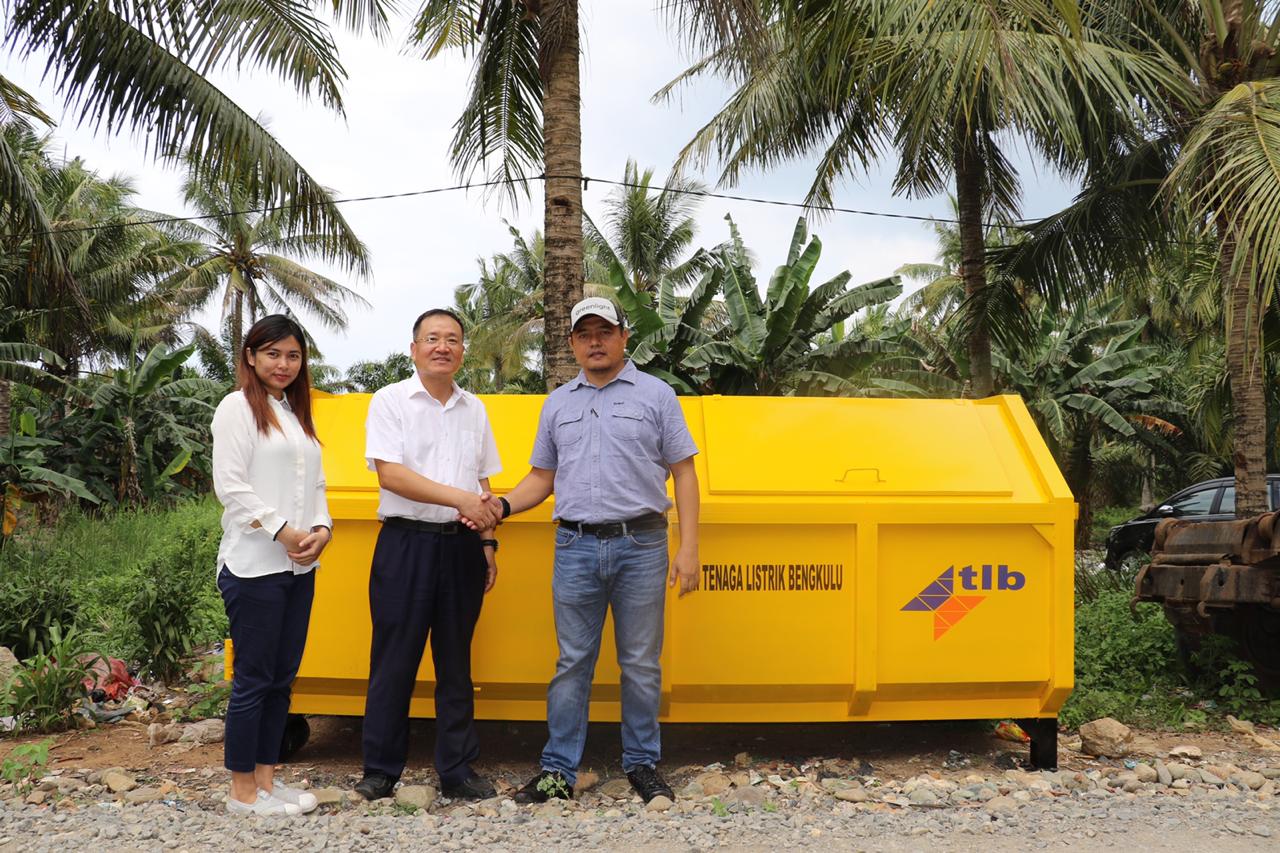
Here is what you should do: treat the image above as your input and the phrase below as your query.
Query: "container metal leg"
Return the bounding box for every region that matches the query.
[1020,717,1058,770]
[279,714,311,762]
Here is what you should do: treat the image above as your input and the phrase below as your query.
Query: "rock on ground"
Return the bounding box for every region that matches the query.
[394,785,437,811]
[179,719,225,744]
[1079,717,1133,757]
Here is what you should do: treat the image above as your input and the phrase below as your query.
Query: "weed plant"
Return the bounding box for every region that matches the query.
[1065,588,1280,729]
[0,739,51,792]
[3,626,99,732]
[132,520,222,682]
[0,498,226,672]
[172,680,231,722]
[0,547,79,659]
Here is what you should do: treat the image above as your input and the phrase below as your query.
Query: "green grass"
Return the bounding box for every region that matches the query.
[1064,589,1280,729]
[0,498,226,666]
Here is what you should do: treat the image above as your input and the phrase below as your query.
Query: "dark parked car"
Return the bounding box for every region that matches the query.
[1103,475,1280,571]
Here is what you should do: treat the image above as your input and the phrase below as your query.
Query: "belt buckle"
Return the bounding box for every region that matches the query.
[442,521,459,535]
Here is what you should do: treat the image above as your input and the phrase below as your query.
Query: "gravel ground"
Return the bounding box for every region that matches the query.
[4,754,1278,851]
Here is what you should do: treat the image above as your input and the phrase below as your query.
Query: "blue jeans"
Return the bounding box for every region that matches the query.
[539,526,669,784]
[218,567,315,773]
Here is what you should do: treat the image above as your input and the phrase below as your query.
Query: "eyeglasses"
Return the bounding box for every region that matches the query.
[415,335,463,349]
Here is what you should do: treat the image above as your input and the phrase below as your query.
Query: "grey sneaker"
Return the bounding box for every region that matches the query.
[269,781,318,813]
[225,790,301,816]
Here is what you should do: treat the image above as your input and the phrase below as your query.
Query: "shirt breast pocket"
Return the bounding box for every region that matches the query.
[609,402,644,440]
[458,429,481,468]
[555,409,586,446]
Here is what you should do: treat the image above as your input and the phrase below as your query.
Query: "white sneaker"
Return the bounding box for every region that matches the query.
[269,781,318,814]
[225,790,301,817]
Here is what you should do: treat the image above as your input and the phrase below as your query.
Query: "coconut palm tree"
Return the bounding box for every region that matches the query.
[585,160,711,295]
[165,167,371,356]
[455,226,545,392]
[1,134,202,378]
[661,0,1181,398]
[407,0,765,388]
[0,0,387,278]
[995,0,1280,516]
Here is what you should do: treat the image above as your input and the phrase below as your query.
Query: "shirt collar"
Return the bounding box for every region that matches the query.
[269,394,292,412]
[568,359,638,391]
[405,376,470,410]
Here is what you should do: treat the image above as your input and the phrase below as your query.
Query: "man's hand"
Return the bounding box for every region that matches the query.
[483,551,498,593]
[669,545,699,597]
[288,527,332,564]
[457,492,501,529]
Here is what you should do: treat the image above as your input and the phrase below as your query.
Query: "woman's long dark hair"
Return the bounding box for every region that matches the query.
[237,315,319,440]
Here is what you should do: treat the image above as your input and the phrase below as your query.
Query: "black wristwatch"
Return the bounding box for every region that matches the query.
[499,496,512,519]
[480,538,499,552]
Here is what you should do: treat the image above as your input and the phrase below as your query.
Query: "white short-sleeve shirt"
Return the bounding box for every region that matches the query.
[211,390,332,577]
[364,376,502,522]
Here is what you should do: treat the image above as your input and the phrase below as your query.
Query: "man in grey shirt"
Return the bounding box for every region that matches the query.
[476,297,700,804]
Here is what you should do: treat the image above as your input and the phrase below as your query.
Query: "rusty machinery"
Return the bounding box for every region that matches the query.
[1134,511,1280,683]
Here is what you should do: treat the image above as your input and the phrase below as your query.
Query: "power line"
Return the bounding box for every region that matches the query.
[7,171,1193,246]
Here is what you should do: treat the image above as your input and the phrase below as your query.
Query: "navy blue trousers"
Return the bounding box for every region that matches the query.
[218,567,315,773]
[362,524,486,786]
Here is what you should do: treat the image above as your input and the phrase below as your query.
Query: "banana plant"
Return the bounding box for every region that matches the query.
[993,302,1179,546]
[89,343,220,505]
[1,410,98,540]
[617,216,906,396]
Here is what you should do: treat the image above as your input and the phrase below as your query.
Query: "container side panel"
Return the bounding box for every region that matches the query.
[877,525,1053,691]
[668,525,855,692]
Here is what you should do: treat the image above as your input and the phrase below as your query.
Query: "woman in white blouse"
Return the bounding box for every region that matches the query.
[211,314,331,817]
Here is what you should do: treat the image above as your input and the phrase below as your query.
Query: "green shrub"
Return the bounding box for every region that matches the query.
[1063,591,1181,728]
[0,543,80,659]
[3,626,98,732]
[1189,635,1280,726]
[0,498,226,669]
[132,521,221,682]
[1066,591,1280,729]
[1089,504,1143,547]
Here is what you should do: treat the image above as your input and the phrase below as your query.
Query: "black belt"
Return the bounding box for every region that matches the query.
[382,516,469,535]
[558,512,667,539]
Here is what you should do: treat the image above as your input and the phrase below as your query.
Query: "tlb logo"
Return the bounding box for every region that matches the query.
[900,564,1025,639]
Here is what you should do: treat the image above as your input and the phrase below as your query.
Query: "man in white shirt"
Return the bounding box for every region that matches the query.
[356,308,504,801]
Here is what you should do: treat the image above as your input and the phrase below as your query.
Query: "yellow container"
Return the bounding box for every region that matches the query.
[276,394,1075,764]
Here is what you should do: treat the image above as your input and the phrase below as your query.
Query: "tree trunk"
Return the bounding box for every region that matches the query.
[1219,229,1269,517]
[232,291,244,361]
[120,414,143,506]
[0,380,10,438]
[954,129,994,398]
[540,0,584,390]
[1068,420,1094,550]
[1140,452,1155,512]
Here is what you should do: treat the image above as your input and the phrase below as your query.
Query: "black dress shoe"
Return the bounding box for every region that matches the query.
[626,766,674,803]
[442,772,496,800]
[512,770,573,804]
[354,772,397,801]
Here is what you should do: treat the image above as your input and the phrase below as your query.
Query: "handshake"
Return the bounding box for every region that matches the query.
[457,491,504,530]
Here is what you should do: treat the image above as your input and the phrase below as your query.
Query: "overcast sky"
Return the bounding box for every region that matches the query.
[3,2,1077,371]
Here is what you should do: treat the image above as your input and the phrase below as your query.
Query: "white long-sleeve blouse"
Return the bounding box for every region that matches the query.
[211,390,332,577]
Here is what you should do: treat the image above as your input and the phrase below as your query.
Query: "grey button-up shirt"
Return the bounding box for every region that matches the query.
[530,361,698,523]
